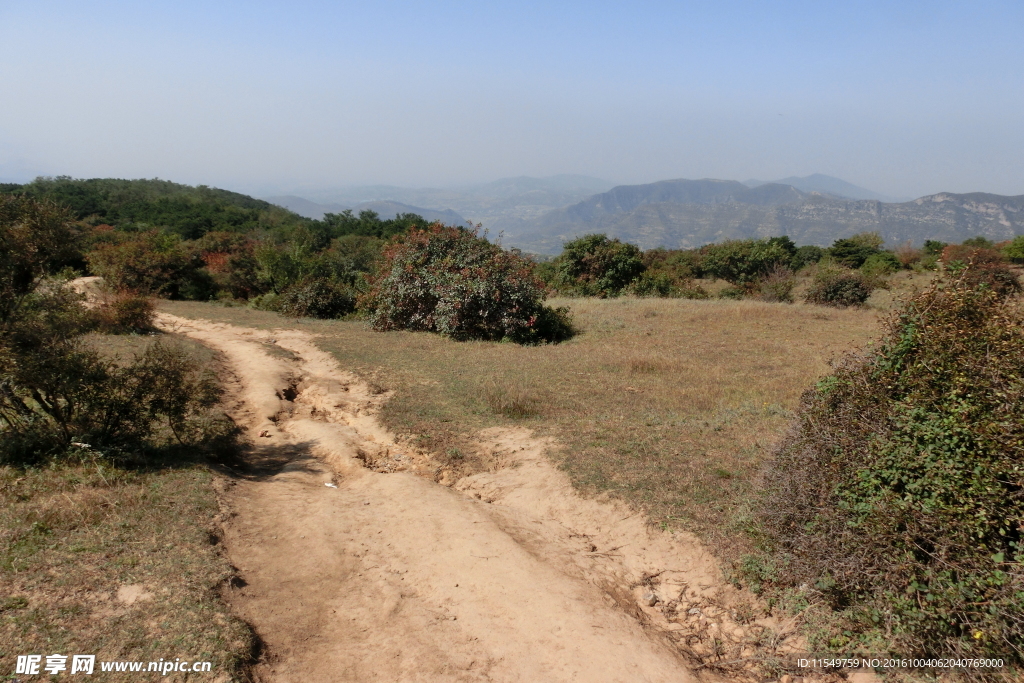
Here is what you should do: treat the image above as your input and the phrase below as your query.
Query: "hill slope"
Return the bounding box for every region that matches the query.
[8,177,307,239]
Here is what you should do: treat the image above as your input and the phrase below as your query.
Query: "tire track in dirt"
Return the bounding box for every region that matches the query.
[157,312,800,683]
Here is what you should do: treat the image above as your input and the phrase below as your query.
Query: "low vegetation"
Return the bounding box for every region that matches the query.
[1,449,256,681]
[804,265,874,308]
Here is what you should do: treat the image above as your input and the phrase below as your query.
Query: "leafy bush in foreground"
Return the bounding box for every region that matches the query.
[760,271,1024,664]
[1,284,222,464]
[1,197,223,465]
[0,195,80,320]
[364,223,574,343]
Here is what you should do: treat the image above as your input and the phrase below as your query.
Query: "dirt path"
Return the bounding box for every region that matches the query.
[156,313,795,683]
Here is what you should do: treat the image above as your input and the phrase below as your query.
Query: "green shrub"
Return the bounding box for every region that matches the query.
[554,234,644,297]
[363,223,574,343]
[860,251,900,278]
[627,272,674,297]
[940,245,1020,298]
[914,253,941,272]
[760,271,1024,663]
[829,232,884,268]
[626,270,710,299]
[790,245,827,271]
[277,278,357,319]
[248,292,282,312]
[718,285,745,299]
[676,283,711,299]
[1003,235,1024,264]
[962,236,995,248]
[700,238,792,287]
[641,247,706,281]
[530,305,576,342]
[804,266,873,307]
[1,290,220,464]
[0,195,80,323]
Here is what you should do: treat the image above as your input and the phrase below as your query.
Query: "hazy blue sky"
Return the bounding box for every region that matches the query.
[1,0,1022,198]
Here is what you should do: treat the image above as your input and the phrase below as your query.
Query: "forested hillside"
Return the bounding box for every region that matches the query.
[0,176,306,239]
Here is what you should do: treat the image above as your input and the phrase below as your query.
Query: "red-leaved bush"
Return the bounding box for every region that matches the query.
[361,224,574,343]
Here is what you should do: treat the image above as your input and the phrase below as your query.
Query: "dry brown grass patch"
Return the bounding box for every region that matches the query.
[481,378,542,419]
[0,464,255,681]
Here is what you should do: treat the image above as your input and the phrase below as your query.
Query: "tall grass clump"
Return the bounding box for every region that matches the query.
[759,268,1024,665]
[481,379,541,419]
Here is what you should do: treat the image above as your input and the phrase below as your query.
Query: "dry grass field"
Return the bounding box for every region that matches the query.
[0,333,255,681]
[160,284,917,555]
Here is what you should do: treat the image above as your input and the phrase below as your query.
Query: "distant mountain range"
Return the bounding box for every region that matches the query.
[499,179,1024,252]
[268,174,1024,253]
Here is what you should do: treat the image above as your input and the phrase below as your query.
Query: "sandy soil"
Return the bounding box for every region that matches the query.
[155,312,802,683]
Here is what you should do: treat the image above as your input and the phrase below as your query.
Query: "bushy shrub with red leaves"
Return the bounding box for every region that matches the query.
[362,224,574,344]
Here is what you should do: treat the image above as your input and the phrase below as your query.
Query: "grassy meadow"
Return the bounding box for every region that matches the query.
[160,276,929,554]
[0,333,255,682]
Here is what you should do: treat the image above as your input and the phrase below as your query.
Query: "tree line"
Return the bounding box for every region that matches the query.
[539,231,1023,306]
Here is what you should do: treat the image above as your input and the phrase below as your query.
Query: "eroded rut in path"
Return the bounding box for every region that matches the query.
[157,313,800,683]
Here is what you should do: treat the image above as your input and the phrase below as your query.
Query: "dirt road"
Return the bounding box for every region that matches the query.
[157,313,786,683]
